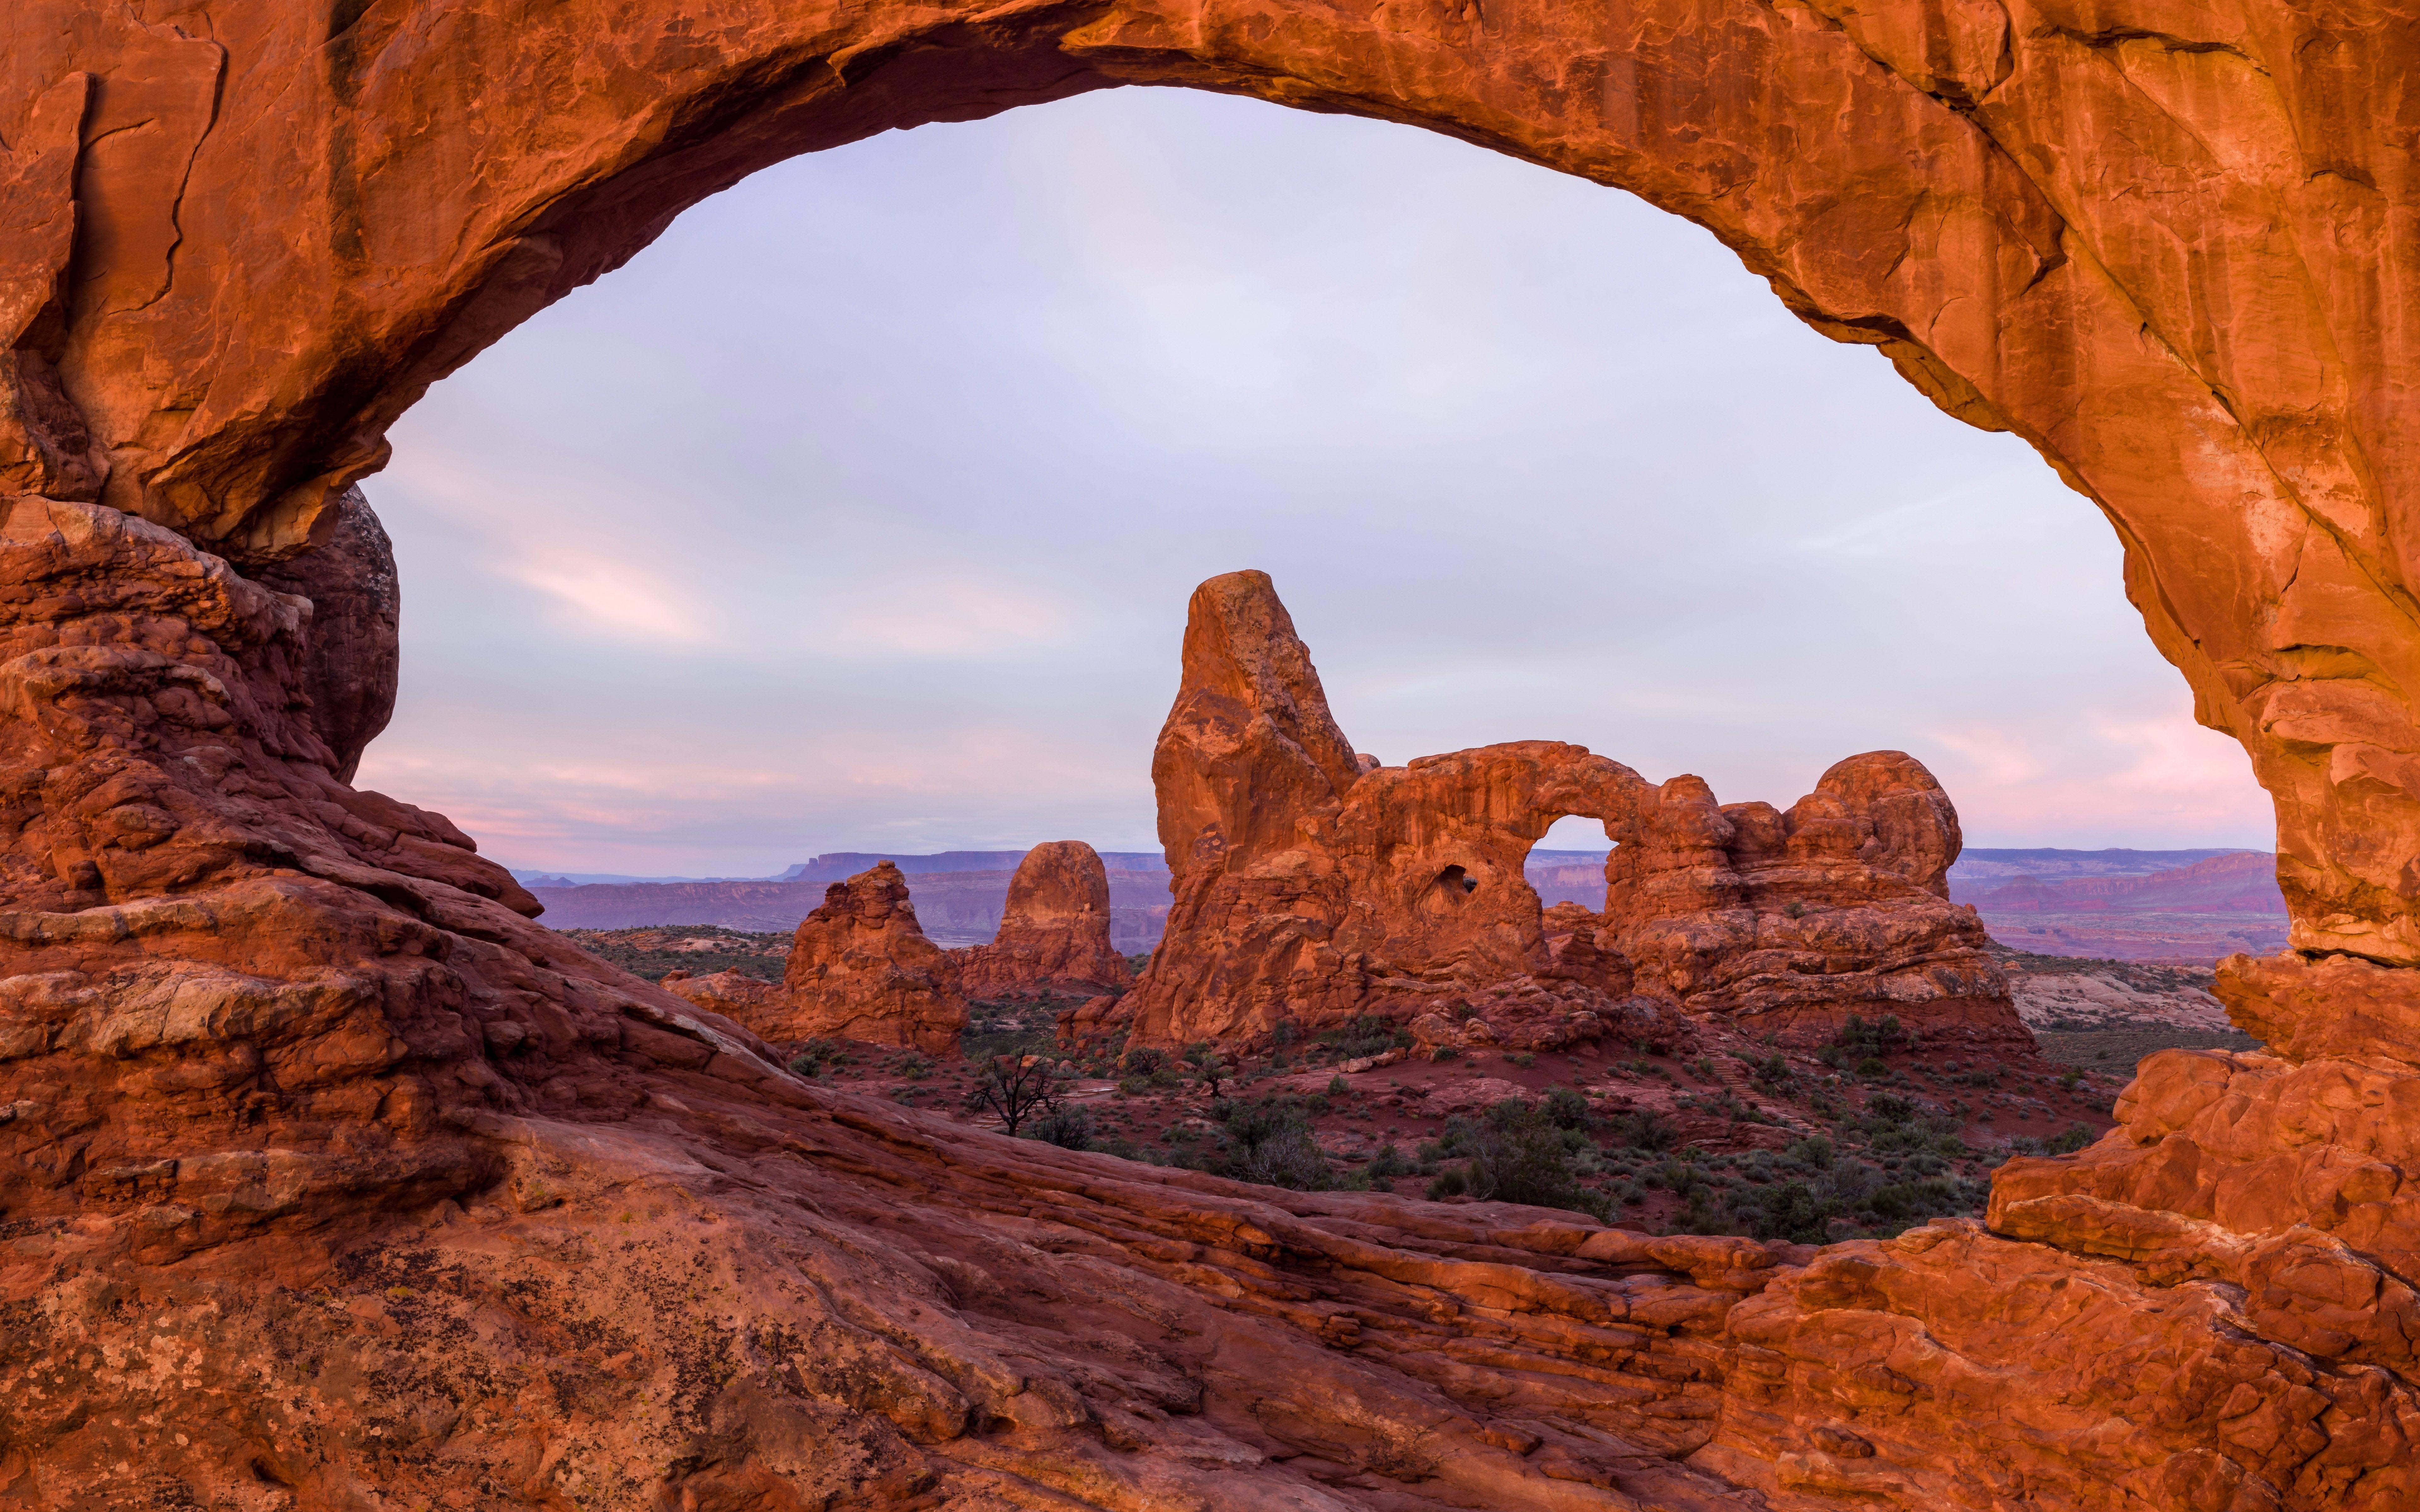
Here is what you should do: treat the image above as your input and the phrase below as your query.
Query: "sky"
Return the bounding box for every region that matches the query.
[362,87,2276,879]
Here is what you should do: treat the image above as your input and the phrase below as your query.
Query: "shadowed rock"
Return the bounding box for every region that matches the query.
[251,486,400,783]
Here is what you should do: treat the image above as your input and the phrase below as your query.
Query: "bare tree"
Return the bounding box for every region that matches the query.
[965,1054,1063,1137]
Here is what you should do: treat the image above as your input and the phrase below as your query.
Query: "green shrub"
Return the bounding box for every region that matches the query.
[2044,1123,2095,1155]
[1209,1097,1335,1190]
[1418,1098,1611,1221]
[1029,1105,1096,1150]
[788,1038,848,1078]
[1319,1014,1407,1059]
[1605,1110,1678,1151]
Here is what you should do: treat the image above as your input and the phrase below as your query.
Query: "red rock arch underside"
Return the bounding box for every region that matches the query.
[4,3,2419,1509]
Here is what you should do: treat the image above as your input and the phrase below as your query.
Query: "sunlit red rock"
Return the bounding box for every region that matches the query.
[1597,752,2025,1049]
[8,2,2420,1505]
[1126,572,2019,1057]
[952,840,1133,1000]
[777,861,967,1055]
[660,967,790,1028]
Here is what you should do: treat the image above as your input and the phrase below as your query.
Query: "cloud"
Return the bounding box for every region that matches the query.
[361,88,2275,877]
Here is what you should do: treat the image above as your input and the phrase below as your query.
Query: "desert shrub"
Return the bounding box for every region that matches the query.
[896,1053,931,1081]
[1605,1110,1678,1152]
[2033,1123,2095,1156]
[1542,1086,1593,1130]
[1856,1057,1890,1078]
[1418,1098,1611,1221]
[1784,1136,1834,1170]
[1510,1052,1537,1068]
[1183,1042,1230,1098]
[1029,1104,1096,1150]
[1213,1097,1334,1190]
[1751,1053,1793,1089]
[788,1038,847,1078]
[1835,1013,1910,1059]
[1328,1074,1351,1096]
[964,1054,1065,1137]
[1121,1046,1167,1078]
[1866,1093,1917,1124]
[1320,1014,1407,1059]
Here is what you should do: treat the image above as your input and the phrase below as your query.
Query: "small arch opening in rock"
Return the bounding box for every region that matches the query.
[1436,864,1476,896]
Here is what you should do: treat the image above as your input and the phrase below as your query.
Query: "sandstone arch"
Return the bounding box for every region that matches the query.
[10,2,2418,960]
[8,5,2420,1509]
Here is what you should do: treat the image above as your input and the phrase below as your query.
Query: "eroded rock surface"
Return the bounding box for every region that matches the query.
[954,840,1134,1000]
[1597,754,2024,1049]
[777,860,968,1054]
[0,490,2406,1512]
[9,2,2420,1506]
[1123,572,2020,1056]
[249,486,400,783]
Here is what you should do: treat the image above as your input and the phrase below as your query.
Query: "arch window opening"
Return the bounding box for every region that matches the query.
[369,89,2265,883]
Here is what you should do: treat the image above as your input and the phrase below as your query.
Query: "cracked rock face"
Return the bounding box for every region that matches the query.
[1121,571,2023,1057]
[6,3,2420,1507]
[954,840,1134,1001]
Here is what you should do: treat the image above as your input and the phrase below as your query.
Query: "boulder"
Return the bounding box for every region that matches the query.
[953,841,1134,1001]
[778,861,966,1055]
[660,969,790,1030]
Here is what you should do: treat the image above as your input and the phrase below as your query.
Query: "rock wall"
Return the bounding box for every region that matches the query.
[1599,754,2025,1050]
[1125,571,2020,1055]
[5,3,2420,1507]
[777,860,968,1054]
[953,839,1134,1000]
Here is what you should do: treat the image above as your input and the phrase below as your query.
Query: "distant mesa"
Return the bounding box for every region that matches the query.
[1951,848,2286,963]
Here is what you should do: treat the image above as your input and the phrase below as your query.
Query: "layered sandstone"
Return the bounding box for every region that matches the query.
[8,3,2420,1508]
[1124,572,2018,1054]
[1596,753,2024,1049]
[953,840,1134,1000]
[777,860,967,1054]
